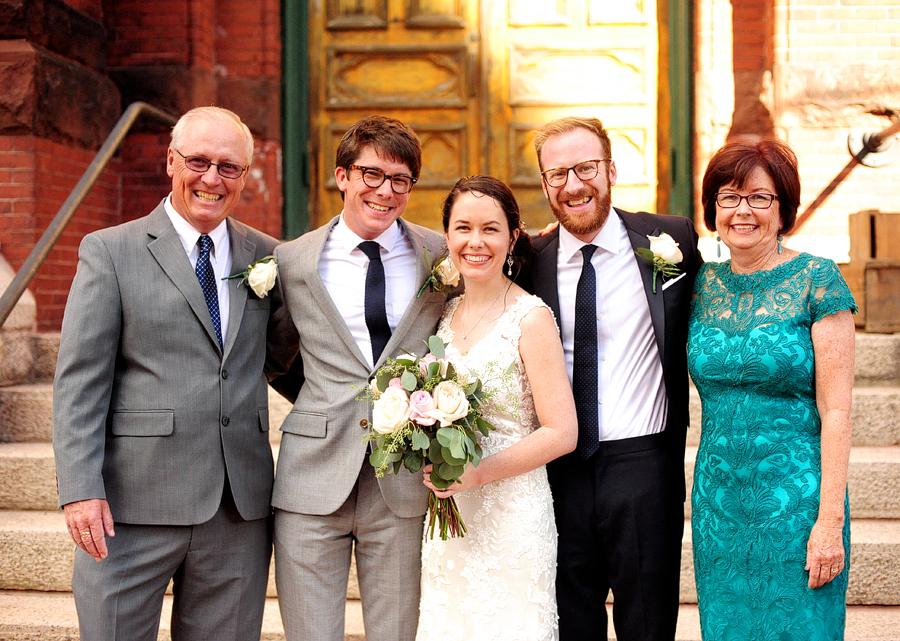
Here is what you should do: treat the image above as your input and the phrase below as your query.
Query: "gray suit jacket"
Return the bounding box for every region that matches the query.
[266,217,447,518]
[53,201,278,525]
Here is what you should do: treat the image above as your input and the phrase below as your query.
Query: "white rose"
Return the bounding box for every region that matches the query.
[369,378,382,399]
[424,380,470,427]
[435,257,460,287]
[371,386,411,434]
[647,233,683,263]
[247,258,278,297]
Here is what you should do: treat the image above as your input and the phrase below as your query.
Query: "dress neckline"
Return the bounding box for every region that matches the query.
[718,252,813,288]
[445,293,533,356]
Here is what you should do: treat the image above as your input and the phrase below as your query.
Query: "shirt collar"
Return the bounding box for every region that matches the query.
[164,195,229,257]
[333,212,403,254]
[558,206,624,262]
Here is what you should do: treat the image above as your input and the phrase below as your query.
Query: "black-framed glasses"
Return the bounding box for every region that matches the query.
[541,159,611,188]
[348,164,417,195]
[715,192,776,209]
[174,149,248,179]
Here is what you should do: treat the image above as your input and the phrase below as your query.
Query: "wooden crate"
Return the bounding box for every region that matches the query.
[847,210,900,333]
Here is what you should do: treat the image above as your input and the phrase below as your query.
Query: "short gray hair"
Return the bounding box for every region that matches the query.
[170,106,254,165]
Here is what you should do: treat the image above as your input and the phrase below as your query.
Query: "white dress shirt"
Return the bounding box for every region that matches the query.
[164,196,232,344]
[557,209,668,441]
[319,214,417,369]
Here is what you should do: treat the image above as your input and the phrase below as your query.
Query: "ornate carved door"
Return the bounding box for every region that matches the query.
[309,0,659,230]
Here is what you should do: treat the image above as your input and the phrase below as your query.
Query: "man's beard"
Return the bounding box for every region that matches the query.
[549,184,612,239]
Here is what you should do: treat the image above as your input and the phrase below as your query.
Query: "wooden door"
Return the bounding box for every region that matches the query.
[308,0,660,231]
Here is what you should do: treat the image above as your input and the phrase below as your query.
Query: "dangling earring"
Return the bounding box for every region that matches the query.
[777,234,783,254]
[716,236,722,258]
[506,254,514,277]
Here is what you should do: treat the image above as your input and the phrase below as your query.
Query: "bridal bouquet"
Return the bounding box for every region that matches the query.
[362,335,495,540]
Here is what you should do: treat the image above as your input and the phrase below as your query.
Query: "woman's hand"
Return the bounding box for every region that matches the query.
[422,463,479,498]
[805,519,846,588]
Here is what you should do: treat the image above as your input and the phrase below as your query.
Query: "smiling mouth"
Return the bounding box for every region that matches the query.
[463,255,490,263]
[564,196,592,207]
[731,224,758,232]
[367,202,391,212]
[195,191,222,202]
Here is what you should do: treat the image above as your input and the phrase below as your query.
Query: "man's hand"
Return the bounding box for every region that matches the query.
[64,499,115,562]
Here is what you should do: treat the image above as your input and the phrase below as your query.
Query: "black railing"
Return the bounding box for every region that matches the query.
[0,102,178,328]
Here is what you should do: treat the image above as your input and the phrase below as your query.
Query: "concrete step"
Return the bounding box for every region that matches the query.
[688,385,900,447]
[3,510,898,605]
[684,446,900,519]
[0,443,58,511]
[0,591,364,641]
[0,590,898,641]
[0,331,59,387]
[0,384,53,443]
[856,332,900,386]
[679,518,900,606]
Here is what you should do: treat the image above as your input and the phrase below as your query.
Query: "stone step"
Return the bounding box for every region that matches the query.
[0,590,898,641]
[0,331,59,387]
[3,509,898,605]
[0,443,58,511]
[0,591,364,641]
[856,332,900,386]
[679,518,900,606]
[684,446,900,519]
[0,384,53,443]
[687,385,900,447]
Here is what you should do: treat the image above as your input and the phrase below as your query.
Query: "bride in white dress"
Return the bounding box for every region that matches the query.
[415,176,578,641]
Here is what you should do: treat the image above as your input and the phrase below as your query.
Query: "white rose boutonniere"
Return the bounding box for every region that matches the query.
[223,255,278,298]
[417,249,460,298]
[635,233,682,294]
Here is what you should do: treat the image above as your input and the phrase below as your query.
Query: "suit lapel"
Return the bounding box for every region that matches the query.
[531,229,562,322]
[304,219,372,370]
[621,211,666,358]
[223,219,255,359]
[146,205,223,353]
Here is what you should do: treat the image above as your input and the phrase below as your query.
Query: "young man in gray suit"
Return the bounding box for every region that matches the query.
[53,106,277,641]
[266,116,448,641]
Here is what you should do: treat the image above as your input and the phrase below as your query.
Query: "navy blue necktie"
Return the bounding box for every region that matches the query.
[573,244,599,460]
[196,235,223,350]
[358,241,392,365]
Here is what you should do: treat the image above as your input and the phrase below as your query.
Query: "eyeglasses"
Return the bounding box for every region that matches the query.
[715,192,776,209]
[541,159,611,188]
[174,149,248,179]
[348,164,417,195]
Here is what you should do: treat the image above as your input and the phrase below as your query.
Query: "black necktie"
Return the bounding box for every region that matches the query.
[573,244,599,459]
[358,241,392,365]
[196,235,223,350]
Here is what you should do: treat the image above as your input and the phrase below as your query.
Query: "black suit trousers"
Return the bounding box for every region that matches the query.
[549,432,683,641]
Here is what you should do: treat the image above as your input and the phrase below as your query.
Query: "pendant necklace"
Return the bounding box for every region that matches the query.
[460,282,511,340]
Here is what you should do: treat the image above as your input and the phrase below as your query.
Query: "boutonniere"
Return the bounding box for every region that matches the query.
[635,233,682,294]
[416,249,460,298]
[223,255,278,298]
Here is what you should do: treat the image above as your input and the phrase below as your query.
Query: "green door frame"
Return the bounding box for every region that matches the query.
[668,0,694,219]
[282,0,310,239]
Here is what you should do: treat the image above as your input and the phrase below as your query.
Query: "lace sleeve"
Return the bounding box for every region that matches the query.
[808,257,858,322]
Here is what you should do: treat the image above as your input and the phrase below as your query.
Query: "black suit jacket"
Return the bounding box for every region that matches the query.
[524,208,702,499]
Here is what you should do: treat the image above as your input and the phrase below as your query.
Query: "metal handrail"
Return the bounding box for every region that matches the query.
[791,119,900,235]
[0,102,178,329]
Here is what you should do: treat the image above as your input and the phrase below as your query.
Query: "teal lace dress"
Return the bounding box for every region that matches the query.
[687,253,857,641]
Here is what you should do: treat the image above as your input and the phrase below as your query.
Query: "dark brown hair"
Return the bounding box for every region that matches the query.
[335,115,422,180]
[701,138,800,234]
[441,175,534,277]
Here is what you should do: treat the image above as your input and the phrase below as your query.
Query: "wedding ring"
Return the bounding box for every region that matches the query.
[80,531,91,540]
[830,567,839,574]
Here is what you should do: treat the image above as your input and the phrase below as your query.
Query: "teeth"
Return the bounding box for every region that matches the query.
[195,191,222,202]
[732,225,757,231]
[464,255,489,263]
[566,197,590,206]
[368,203,390,212]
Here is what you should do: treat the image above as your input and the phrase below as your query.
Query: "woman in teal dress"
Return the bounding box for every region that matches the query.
[688,138,857,640]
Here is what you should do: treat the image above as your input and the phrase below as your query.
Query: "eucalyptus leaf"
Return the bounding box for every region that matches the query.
[440,446,466,467]
[400,370,418,391]
[411,430,430,451]
[427,335,445,359]
[404,450,424,473]
[437,462,465,481]
[429,473,454,489]
[429,439,445,464]
[436,427,457,447]
[376,371,393,392]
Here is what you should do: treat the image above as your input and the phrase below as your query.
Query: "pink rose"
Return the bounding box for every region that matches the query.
[389,378,404,390]
[408,390,437,426]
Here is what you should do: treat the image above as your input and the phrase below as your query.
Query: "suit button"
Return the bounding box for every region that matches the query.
[222,369,229,379]
[222,417,230,426]
[359,419,368,429]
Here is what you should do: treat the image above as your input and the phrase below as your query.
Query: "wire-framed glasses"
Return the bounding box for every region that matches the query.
[540,159,611,188]
[174,149,247,179]
[349,164,417,195]
[715,192,776,209]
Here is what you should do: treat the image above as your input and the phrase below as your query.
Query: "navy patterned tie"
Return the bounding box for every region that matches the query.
[358,241,392,365]
[573,244,600,459]
[196,235,223,350]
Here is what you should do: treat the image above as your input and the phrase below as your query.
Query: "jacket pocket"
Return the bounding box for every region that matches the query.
[280,411,327,438]
[111,410,175,436]
[258,408,269,432]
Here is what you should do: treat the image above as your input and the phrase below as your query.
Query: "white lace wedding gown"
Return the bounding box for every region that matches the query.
[415,294,559,641]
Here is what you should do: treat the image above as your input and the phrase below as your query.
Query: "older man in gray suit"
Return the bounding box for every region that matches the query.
[52,106,277,641]
[266,116,448,641]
